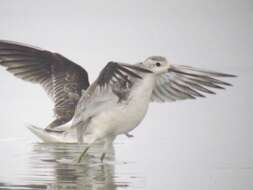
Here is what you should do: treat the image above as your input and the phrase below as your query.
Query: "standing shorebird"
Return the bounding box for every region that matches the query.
[0,40,236,162]
[65,58,235,162]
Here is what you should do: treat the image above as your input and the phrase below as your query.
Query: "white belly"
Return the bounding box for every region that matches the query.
[88,75,155,138]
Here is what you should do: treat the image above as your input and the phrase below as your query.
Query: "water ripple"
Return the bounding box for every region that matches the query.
[0,141,141,190]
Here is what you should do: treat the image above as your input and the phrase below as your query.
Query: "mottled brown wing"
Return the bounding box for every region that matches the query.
[0,40,89,130]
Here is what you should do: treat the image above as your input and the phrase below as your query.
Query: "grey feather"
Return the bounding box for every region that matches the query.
[151,64,236,103]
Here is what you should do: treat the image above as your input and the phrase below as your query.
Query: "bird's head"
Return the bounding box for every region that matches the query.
[142,56,171,75]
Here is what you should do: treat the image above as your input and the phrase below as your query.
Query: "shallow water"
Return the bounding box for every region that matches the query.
[0,130,252,190]
[0,139,145,190]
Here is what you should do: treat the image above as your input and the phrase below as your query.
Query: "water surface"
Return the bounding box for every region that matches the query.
[0,139,144,190]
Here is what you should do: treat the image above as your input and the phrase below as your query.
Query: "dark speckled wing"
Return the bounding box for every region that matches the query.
[0,40,89,130]
[96,61,152,87]
[96,61,152,100]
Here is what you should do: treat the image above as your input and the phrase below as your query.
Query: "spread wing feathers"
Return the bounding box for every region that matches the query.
[71,61,152,129]
[96,61,152,87]
[151,65,236,102]
[0,40,89,128]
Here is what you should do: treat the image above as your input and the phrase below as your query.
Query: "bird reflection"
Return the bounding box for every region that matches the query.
[29,143,120,190]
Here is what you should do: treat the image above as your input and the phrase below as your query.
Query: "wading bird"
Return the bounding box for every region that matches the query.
[0,40,235,162]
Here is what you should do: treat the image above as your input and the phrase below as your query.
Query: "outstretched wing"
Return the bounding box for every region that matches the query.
[0,40,89,129]
[151,65,236,102]
[71,61,152,133]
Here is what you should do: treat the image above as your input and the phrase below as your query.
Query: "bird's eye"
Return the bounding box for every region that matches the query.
[156,62,161,67]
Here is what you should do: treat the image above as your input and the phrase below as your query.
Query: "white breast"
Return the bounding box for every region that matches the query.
[88,75,156,138]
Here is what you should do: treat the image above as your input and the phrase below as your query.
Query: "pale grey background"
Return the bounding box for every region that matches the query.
[0,0,252,189]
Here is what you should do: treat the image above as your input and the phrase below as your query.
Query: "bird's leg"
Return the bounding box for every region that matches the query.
[78,146,90,163]
[77,134,96,163]
[100,136,115,163]
[100,152,106,162]
[125,133,134,138]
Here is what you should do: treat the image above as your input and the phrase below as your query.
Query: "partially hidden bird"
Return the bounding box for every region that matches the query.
[0,40,236,162]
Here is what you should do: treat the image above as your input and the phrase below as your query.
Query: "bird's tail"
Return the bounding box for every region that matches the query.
[27,124,78,143]
[45,119,73,132]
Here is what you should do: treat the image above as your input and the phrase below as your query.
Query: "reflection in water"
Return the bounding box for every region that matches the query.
[30,143,118,190]
[0,142,132,190]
